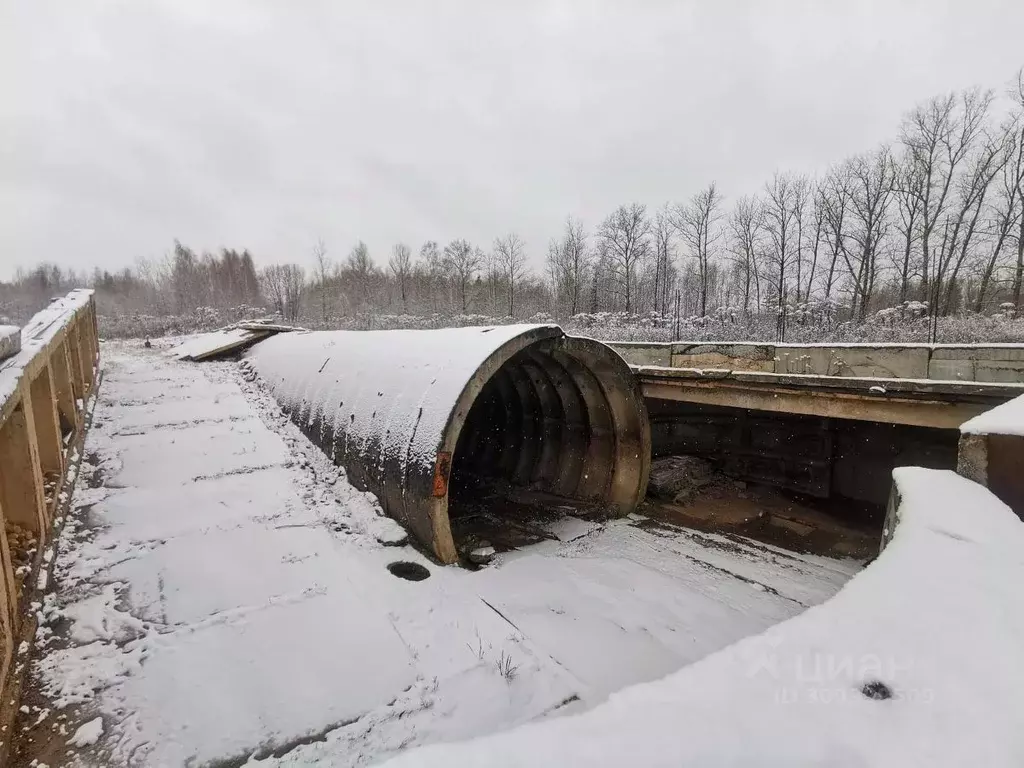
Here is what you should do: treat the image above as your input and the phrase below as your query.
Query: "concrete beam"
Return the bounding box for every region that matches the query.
[641,380,981,429]
[636,368,1022,429]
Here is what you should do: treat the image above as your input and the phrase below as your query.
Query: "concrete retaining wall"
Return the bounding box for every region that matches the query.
[610,341,1024,384]
[605,342,673,367]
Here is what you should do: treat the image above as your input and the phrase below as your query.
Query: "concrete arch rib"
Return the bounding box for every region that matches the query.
[245,325,649,564]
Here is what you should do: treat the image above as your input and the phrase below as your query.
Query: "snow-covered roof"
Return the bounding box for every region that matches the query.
[380,467,1024,768]
[246,324,559,476]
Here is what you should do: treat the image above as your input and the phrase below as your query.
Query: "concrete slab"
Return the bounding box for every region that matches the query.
[928,358,975,381]
[670,343,776,372]
[775,345,929,378]
[608,343,672,367]
[932,346,1024,361]
[975,360,1024,383]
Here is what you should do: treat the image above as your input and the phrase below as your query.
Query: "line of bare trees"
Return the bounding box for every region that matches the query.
[3,68,1022,343]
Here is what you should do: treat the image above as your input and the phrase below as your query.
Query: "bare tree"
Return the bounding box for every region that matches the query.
[892,159,924,303]
[343,241,377,311]
[546,217,590,317]
[260,264,305,321]
[419,240,446,311]
[652,206,675,315]
[493,233,528,317]
[819,167,851,302]
[389,243,412,310]
[804,185,826,301]
[928,119,1011,318]
[443,239,482,312]
[974,122,1023,311]
[674,183,724,317]
[762,173,801,339]
[840,148,895,319]
[312,238,331,323]
[728,196,763,314]
[791,177,810,303]
[597,203,651,313]
[900,88,993,303]
[1007,69,1024,309]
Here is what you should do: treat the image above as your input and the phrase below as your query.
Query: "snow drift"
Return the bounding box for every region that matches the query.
[378,467,1024,767]
[244,325,650,562]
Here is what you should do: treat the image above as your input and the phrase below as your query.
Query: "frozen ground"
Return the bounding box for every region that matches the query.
[20,340,859,767]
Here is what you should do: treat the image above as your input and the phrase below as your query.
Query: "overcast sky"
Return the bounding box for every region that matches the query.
[2,0,1022,279]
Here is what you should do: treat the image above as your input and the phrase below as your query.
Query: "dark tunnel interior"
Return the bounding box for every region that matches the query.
[449,346,605,514]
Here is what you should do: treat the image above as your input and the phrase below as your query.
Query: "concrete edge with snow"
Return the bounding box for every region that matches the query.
[379,467,1024,767]
[959,392,1024,436]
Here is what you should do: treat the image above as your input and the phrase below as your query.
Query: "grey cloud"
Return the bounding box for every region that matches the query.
[2,0,1022,277]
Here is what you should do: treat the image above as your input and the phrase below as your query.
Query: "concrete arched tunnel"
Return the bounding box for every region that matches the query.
[245,325,651,563]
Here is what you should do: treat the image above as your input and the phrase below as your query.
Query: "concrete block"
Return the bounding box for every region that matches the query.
[670,352,774,372]
[957,433,988,486]
[670,343,775,371]
[0,325,20,362]
[775,347,830,375]
[932,346,1024,362]
[607,343,672,367]
[776,346,929,379]
[928,358,975,381]
[974,360,1024,384]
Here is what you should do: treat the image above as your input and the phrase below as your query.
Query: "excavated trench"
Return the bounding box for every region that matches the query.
[245,325,650,564]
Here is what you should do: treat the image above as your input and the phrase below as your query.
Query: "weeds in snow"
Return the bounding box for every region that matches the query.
[496,651,519,682]
[467,632,488,661]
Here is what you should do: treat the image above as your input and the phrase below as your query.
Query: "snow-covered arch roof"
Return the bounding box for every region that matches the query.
[245,324,650,562]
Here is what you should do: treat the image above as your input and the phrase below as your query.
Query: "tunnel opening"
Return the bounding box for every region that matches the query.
[643,398,960,557]
[446,338,649,557]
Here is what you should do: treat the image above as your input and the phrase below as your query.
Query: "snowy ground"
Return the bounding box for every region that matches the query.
[20,340,859,767]
[378,467,1024,768]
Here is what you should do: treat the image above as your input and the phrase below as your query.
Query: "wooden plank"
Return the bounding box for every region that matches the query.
[235,322,304,333]
[0,494,18,657]
[68,325,85,406]
[0,393,48,536]
[29,367,64,488]
[169,328,272,361]
[19,380,49,533]
[78,314,95,392]
[51,340,78,438]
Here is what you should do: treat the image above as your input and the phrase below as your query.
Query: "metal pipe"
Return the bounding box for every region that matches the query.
[245,325,650,563]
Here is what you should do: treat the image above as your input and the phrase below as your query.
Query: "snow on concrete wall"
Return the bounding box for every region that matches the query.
[609,340,1024,383]
[960,393,1024,437]
[379,467,1024,767]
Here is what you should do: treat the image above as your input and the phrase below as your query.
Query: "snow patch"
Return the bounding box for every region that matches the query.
[960,393,1024,437]
[68,716,104,747]
[377,469,1024,768]
[64,584,146,645]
